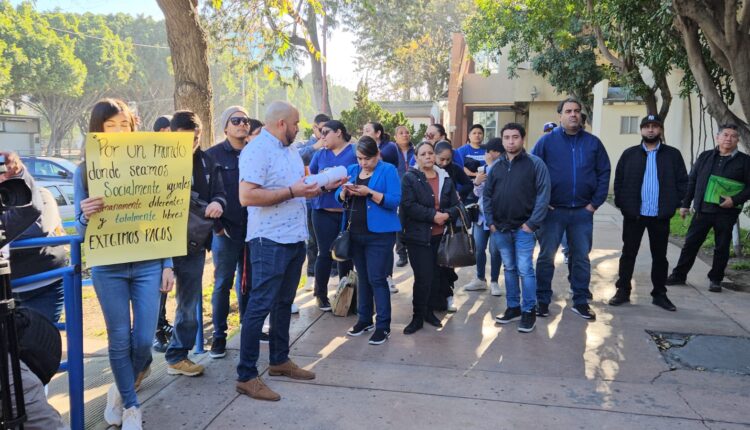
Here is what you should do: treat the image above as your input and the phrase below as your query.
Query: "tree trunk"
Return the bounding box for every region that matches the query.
[157,0,214,150]
[305,4,332,116]
[673,0,750,149]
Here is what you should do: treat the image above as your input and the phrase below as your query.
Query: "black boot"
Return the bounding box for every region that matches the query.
[608,289,630,306]
[403,316,423,335]
[424,312,443,328]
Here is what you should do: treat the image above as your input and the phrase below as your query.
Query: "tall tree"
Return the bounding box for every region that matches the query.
[673,0,750,146]
[205,0,339,116]
[344,0,471,101]
[157,0,214,149]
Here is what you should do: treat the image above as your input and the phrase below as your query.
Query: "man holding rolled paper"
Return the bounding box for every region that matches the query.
[667,123,750,292]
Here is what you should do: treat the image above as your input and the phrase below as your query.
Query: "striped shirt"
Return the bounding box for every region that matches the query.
[640,143,660,216]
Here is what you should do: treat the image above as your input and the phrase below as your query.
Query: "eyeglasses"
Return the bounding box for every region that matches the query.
[321,129,332,137]
[425,132,435,139]
[229,117,250,126]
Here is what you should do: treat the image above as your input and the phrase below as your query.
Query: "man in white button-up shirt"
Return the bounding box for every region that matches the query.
[235,101,322,401]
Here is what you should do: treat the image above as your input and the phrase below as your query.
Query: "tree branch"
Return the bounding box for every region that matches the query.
[586,0,625,70]
[673,0,730,55]
[740,0,750,33]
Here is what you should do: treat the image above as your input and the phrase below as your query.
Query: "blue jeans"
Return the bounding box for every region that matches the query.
[237,239,305,382]
[13,279,64,323]
[473,223,501,282]
[166,251,206,364]
[493,229,537,312]
[351,232,396,330]
[211,233,250,340]
[312,209,353,299]
[91,260,163,408]
[536,207,594,306]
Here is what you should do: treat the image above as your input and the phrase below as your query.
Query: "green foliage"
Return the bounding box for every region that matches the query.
[343,0,471,100]
[339,81,425,143]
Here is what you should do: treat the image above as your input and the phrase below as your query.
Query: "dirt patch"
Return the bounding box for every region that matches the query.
[668,235,750,292]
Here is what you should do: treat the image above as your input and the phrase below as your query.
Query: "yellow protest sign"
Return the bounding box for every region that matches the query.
[83,132,193,267]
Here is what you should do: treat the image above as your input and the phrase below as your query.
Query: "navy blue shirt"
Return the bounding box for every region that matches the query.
[310,144,357,210]
[379,141,399,167]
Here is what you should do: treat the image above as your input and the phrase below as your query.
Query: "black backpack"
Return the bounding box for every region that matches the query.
[14,307,62,385]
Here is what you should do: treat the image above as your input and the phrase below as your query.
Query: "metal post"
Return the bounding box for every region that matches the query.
[66,238,84,430]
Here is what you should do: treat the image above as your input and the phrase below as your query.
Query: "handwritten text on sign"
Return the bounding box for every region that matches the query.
[84,132,193,267]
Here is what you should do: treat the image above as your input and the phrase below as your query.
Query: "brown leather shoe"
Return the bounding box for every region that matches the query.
[268,360,315,380]
[236,377,281,401]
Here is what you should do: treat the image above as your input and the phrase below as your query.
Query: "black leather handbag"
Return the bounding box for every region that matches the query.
[187,192,214,255]
[330,201,353,262]
[437,205,476,268]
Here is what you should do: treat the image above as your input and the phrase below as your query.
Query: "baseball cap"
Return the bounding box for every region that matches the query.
[640,114,662,128]
[543,122,556,133]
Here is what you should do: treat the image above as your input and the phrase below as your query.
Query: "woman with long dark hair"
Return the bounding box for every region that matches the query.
[75,98,175,429]
[400,141,462,334]
[336,136,401,344]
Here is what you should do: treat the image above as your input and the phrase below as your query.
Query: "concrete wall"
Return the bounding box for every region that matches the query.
[0,115,41,156]
[527,102,559,148]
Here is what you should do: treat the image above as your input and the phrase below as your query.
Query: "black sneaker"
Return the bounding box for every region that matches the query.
[709,281,722,293]
[347,321,375,337]
[608,290,630,306]
[518,311,536,333]
[210,338,226,359]
[396,255,408,267]
[368,329,390,345]
[536,303,550,317]
[652,294,676,311]
[424,312,443,328]
[317,296,332,312]
[665,274,686,286]
[152,337,168,353]
[152,326,170,353]
[571,303,596,320]
[403,317,423,335]
[494,307,522,324]
[260,332,270,343]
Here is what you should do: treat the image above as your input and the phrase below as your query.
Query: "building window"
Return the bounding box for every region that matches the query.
[473,111,498,142]
[620,116,639,134]
[472,51,501,75]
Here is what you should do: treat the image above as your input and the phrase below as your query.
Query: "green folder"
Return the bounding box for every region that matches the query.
[703,174,745,205]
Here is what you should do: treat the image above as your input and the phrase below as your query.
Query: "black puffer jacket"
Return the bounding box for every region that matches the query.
[613,142,688,219]
[400,166,461,246]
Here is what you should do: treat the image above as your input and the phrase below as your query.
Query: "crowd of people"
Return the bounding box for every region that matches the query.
[5,93,750,429]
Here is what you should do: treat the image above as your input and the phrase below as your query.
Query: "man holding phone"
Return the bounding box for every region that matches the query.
[667,124,750,292]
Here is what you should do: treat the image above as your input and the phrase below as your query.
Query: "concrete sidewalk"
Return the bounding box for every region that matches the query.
[55,203,750,429]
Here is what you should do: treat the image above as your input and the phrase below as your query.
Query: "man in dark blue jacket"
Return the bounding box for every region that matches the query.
[531,98,611,320]
[667,123,750,292]
[610,114,687,311]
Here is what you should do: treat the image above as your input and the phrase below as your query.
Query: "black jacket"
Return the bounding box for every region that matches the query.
[614,142,688,219]
[206,140,246,241]
[682,148,750,214]
[400,166,461,246]
[441,162,473,203]
[483,151,550,231]
[191,148,227,251]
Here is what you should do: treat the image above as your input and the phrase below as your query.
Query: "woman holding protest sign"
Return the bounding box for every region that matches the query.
[74,98,175,430]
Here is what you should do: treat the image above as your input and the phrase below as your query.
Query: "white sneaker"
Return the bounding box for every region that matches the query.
[490,282,502,296]
[446,296,457,313]
[104,383,123,426]
[463,278,488,291]
[387,276,398,293]
[291,303,299,314]
[122,406,143,430]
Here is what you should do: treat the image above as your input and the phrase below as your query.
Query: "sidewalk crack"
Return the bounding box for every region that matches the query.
[677,389,710,429]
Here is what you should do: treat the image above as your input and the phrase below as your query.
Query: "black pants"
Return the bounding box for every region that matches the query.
[406,235,448,317]
[396,232,408,260]
[306,203,318,274]
[672,211,738,283]
[615,216,670,297]
[157,292,169,328]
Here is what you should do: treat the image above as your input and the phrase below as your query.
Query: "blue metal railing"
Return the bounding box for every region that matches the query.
[10,235,84,430]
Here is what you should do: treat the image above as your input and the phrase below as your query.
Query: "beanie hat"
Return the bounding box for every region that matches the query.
[220,106,249,132]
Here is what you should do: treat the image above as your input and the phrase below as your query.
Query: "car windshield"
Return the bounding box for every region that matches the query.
[53,158,79,173]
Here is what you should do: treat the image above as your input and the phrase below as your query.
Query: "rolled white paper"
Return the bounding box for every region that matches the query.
[304,165,348,187]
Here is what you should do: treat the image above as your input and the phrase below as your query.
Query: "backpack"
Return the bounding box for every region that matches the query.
[14,307,62,385]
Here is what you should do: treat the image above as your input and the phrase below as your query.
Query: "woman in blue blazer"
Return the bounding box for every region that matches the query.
[335,136,401,345]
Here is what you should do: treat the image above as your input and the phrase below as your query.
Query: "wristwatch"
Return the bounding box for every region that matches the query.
[367,192,374,200]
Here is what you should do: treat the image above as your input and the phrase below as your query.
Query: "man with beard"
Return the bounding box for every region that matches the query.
[235,101,324,401]
[610,114,688,311]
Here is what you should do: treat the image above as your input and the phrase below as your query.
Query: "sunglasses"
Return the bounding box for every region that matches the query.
[321,129,332,137]
[229,117,250,126]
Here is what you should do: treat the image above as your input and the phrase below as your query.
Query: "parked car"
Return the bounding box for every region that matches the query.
[38,180,75,220]
[21,156,79,182]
